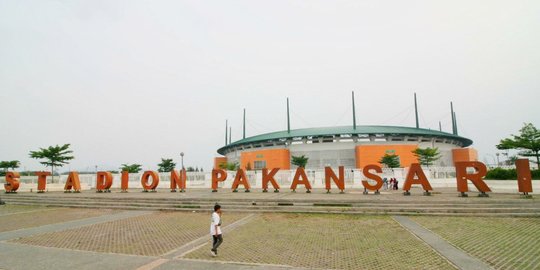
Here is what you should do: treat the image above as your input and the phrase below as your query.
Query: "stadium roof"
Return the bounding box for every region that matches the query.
[217,125,473,155]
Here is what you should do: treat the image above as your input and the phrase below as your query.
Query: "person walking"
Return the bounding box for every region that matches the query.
[210,204,223,257]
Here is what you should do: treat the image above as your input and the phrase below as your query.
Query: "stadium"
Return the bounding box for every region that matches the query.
[214,93,477,170]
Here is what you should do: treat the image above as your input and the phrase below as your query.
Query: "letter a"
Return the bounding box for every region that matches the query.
[455,161,491,197]
[64,172,82,193]
[402,163,433,196]
[262,168,280,192]
[290,167,312,193]
[231,169,251,192]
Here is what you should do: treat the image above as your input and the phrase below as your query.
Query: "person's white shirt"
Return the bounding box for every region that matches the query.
[210,212,222,235]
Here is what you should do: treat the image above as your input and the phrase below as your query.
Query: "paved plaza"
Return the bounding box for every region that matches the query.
[0,190,539,270]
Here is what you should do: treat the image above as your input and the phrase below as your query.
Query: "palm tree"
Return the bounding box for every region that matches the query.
[120,164,142,173]
[291,155,309,168]
[157,158,176,172]
[29,144,74,183]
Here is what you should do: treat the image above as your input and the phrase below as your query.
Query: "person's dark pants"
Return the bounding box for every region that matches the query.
[212,234,223,253]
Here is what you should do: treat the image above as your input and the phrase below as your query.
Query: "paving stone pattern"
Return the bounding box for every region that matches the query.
[0,208,116,233]
[11,211,249,256]
[412,216,540,270]
[184,213,455,270]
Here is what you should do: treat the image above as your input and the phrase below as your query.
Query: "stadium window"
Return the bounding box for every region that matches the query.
[254,161,266,169]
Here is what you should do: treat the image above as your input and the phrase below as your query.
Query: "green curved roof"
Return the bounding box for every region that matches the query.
[217,125,473,154]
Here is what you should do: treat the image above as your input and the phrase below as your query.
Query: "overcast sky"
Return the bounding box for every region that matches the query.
[1,0,539,172]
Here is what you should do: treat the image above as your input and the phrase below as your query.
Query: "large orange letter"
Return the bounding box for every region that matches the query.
[211,169,227,192]
[231,169,251,192]
[455,161,491,197]
[121,171,129,192]
[170,169,186,192]
[362,164,383,194]
[290,167,312,193]
[516,159,533,196]
[4,172,20,193]
[402,163,433,196]
[96,172,113,192]
[325,166,345,193]
[64,172,81,193]
[141,171,159,192]
[262,168,280,192]
[35,171,51,193]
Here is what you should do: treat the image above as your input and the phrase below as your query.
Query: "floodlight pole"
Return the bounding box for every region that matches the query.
[414,93,419,129]
[352,91,357,130]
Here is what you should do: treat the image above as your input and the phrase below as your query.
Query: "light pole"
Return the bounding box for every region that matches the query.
[496,153,500,167]
[180,152,184,170]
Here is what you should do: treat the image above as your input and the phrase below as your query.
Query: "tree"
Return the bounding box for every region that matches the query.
[505,155,519,166]
[412,147,441,166]
[0,161,20,175]
[120,164,142,173]
[8,160,20,171]
[497,123,540,167]
[219,162,239,171]
[379,154,401,168]
[157,158,176,172]
[0,161,9,176]
[186,166,195,172]
[29,144,74,182]
[291,155,309,168]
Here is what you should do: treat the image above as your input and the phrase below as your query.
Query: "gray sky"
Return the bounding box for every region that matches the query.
[1,0,539,172]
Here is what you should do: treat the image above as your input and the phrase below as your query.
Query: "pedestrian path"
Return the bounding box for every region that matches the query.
[393,216,493,270]
[0,210,151,241]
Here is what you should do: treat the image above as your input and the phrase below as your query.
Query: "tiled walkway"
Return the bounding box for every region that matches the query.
[1,204,539,269]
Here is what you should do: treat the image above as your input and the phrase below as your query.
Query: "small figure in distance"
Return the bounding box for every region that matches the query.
[210,204,223,257]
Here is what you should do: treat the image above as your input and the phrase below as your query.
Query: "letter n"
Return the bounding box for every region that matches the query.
[290,167,312,193]
[455,161,491,197]
[402,163,433,196]
[325,166,345,193]
[170,169,186,192]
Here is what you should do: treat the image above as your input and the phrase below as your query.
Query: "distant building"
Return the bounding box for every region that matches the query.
[214,93,476,170]
[215,125,476,170]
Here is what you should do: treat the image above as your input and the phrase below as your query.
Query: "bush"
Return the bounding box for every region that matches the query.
[486,168,540,180]
[486,168,516,180]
